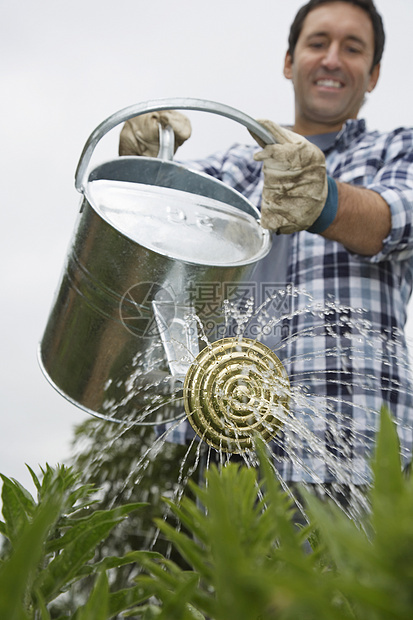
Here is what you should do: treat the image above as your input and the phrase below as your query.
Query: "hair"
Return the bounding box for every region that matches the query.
[287,0,385,71]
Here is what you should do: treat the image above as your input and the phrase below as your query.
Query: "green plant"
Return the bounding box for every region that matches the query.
[1,408,411,619]
[124,408,413,619]
[0,463,153,619]
[71,417,200,555]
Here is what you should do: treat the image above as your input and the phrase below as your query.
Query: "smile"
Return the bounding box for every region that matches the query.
[315,79,344,89]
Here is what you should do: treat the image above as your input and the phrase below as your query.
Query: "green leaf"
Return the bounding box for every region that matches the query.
[45,502,145,553]
[155,572,200,620]
[77,571,109,620]
[254,439,302,550]
[371,406,404,502]
[108,582,159,617]
[132,557,214,617]
[160,494,209,546]
[94,549,160,571]
[0,474,35,543]
[370,406,406,539]
[36,502,144,601]
[122,604,162,618]
[0,490,61,620]
[304,490,371,575]
[34,588,51,620]
[26,464,42,495]
[154,517,213,581]
[36,517,121,600]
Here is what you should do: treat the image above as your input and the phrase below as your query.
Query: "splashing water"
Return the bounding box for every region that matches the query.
[71,285,413,540]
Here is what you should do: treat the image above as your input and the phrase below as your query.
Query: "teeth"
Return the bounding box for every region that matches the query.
[316,79,342,88]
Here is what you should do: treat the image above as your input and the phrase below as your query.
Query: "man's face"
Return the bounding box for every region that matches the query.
[284,2,380,134]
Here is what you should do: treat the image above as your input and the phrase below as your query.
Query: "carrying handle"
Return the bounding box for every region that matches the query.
[74,97,277,192]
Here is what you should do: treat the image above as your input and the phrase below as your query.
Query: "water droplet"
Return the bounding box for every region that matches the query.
[195,213,213,229]
[166,206,186,223]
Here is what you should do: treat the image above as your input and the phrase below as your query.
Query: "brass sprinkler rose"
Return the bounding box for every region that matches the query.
[183,337,290,453]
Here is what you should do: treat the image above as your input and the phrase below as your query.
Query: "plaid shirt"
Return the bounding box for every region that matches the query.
[167,119,413,484]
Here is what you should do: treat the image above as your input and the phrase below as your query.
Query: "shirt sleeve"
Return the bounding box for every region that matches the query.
[362,129,413,263]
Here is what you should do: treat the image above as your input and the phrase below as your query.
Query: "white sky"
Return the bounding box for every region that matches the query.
[1,0,413,497]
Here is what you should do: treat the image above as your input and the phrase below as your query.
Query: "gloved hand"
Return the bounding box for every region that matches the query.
[119,110,192,157]
[252,120,336,234]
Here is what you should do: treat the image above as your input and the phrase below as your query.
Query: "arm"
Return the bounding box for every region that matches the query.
[322,181,391,256]
[253,121,413,259]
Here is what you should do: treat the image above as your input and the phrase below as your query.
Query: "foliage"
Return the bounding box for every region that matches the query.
[70,419,200,566]
[1,408,412,619]
[0,463,149,619]
[124,407,413,619]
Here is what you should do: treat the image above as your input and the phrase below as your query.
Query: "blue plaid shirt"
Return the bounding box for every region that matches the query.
[167,119,413,484]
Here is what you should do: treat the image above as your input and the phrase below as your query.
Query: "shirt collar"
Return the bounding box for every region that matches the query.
[285,118,367,152]
[334,118,367,152]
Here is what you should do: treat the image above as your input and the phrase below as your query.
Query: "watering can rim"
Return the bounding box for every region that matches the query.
[86,153,263,218]
[84,167,272,268]
[75,98,274,267]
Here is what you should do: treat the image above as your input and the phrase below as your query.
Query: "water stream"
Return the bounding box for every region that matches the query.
[72,285,413,539]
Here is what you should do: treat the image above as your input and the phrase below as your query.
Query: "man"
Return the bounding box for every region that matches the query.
[119,0,413,488]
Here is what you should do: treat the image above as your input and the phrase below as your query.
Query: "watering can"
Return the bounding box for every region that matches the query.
[39,98,275,426]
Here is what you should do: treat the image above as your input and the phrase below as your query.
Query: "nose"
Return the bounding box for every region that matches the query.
[321,42,342,70]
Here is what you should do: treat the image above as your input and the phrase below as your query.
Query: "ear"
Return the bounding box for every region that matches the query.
[283,51,293,80]
[367,63,380,93]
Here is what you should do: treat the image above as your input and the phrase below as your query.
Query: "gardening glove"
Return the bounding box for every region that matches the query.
[119,110,192,157]
[252,120,337,235]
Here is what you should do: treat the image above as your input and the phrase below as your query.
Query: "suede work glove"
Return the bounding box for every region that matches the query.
[119,110,192,157]
[253,119,337,235]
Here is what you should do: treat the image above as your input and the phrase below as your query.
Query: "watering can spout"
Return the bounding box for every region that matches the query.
[152,301,199,382]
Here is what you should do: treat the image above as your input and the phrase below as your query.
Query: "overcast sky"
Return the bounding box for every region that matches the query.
[1,0,413,498]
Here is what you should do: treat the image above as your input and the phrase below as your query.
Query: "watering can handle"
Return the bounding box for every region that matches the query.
[74,97,277,193]
[157,123,175,161]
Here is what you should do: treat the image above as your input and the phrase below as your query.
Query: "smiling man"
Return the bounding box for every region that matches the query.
[277,1,389,256]
[286,2,380,133]
[119,0,413,491]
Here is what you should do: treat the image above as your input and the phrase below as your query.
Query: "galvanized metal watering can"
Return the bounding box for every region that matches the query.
[39,98,276,426]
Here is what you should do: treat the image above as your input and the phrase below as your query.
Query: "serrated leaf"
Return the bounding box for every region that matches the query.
[35,517,121,601]
[36,501,143,601]
[64,484,98,515]
[45,502,144,553]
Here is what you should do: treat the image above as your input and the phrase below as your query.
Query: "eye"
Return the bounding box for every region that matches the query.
[344,39,366,55]
[308,41,326,50]
[346,45,362,54]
